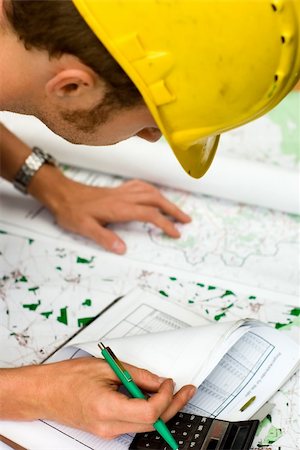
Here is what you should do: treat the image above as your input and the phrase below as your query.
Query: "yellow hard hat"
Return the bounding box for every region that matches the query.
[72,0,300,178]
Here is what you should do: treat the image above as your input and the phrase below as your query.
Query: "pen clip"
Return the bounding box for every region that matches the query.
[98,342,132,382]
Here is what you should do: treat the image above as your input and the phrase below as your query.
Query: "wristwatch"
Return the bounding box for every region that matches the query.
[13,147,58,194]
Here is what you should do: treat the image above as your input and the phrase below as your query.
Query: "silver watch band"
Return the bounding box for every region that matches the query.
[13,147,58,194]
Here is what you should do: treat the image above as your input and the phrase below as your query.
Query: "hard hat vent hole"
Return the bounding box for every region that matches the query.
[281,36,285,43]
[271,3,277,11]
[274,74,279,81]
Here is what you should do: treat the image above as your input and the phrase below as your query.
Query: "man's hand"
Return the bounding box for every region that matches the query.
[29,165,191,254]
[1,359,196,439]
[0,125,191,252]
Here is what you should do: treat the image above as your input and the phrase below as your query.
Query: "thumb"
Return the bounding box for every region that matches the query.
[81,219,126,254]
[124,363,168,392]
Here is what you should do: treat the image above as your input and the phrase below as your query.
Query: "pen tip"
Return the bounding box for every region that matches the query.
[98,342,105,350]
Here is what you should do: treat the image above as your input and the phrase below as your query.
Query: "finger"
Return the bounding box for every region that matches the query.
[123,363,167,392]
[93,385,197,438]
[127,192,191,224]
[79,218,126,254]
[160,385,197,423]
[101,361,167,392]
[99,204,182,238]
[102,378,175,424]
[118,180,191,224]
[136,207,181,238]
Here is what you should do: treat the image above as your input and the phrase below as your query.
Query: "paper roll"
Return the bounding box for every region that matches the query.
[1,111,299,214]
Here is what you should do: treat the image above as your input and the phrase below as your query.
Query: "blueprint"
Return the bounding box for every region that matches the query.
[0,228,299,449]
[0,91,299,449]
[1,166,299,296]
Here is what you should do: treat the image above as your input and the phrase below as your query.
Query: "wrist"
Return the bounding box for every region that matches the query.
[27,163,74,214]
[13,147,58,194]
[0,365,50,420]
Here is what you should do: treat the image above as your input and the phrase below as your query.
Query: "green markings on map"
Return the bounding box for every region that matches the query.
[223,303,234,311]
[76,256,95,264]
[0,230,7,234]
[41,311,53,319]
[57,307,68,325]
[214,302,234,321]
[208,285,216,290]
[196,283,205,287]
[82,299,92,306]
[288,213,300,222]
[178,236,196,248]
[290,307,300,316]
[275,307,300,330]
[56,266,62,271]
[214,312,226,321]
[256,414,271,435]
[275,317,300,329]
[159,290,169,297]
[269,91,300,161]
[78,316,94,327]
[257,415,283,447]
[15,275,28,283]
[28,286,39,293]
[28,239,34,245]
[169,277,177,281]
[23,299,41,311]
[248,295,256,300]
[188,300,194,304]
[221,290,235,298]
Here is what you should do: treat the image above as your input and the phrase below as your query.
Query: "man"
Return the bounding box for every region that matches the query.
[0,0,299,440]
[0,0,196,438]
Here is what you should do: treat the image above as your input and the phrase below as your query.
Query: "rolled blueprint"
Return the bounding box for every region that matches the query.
[1,109,299,214]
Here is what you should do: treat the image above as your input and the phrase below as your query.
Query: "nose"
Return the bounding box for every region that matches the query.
[136,127,162,143]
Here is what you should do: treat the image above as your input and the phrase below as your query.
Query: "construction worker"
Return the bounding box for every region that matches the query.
[0,0,299,439]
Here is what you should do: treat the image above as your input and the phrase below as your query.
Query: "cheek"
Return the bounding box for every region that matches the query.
[102,110,153,141]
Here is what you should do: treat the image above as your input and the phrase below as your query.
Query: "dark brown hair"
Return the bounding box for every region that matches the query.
[4,0,142,127]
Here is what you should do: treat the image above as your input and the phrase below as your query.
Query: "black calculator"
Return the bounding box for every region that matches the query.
[129,411,259,450]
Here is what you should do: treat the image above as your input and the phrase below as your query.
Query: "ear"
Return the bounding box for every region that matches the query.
[45,68,102,108]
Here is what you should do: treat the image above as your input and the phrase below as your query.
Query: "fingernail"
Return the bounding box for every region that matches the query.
[112,241,126,254]
[188,386,197,399]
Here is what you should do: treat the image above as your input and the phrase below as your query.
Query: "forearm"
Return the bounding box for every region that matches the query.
[0,365,47,420]
[0,122,71,211]
[0,122,32,182]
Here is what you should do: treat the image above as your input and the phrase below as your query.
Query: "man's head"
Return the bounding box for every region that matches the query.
[2,0,299,177]
[2,0,162,145]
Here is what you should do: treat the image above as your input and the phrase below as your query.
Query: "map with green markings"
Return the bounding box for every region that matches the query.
[0,92,299,450]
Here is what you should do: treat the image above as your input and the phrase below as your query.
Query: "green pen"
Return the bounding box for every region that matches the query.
[98,342,179,450]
